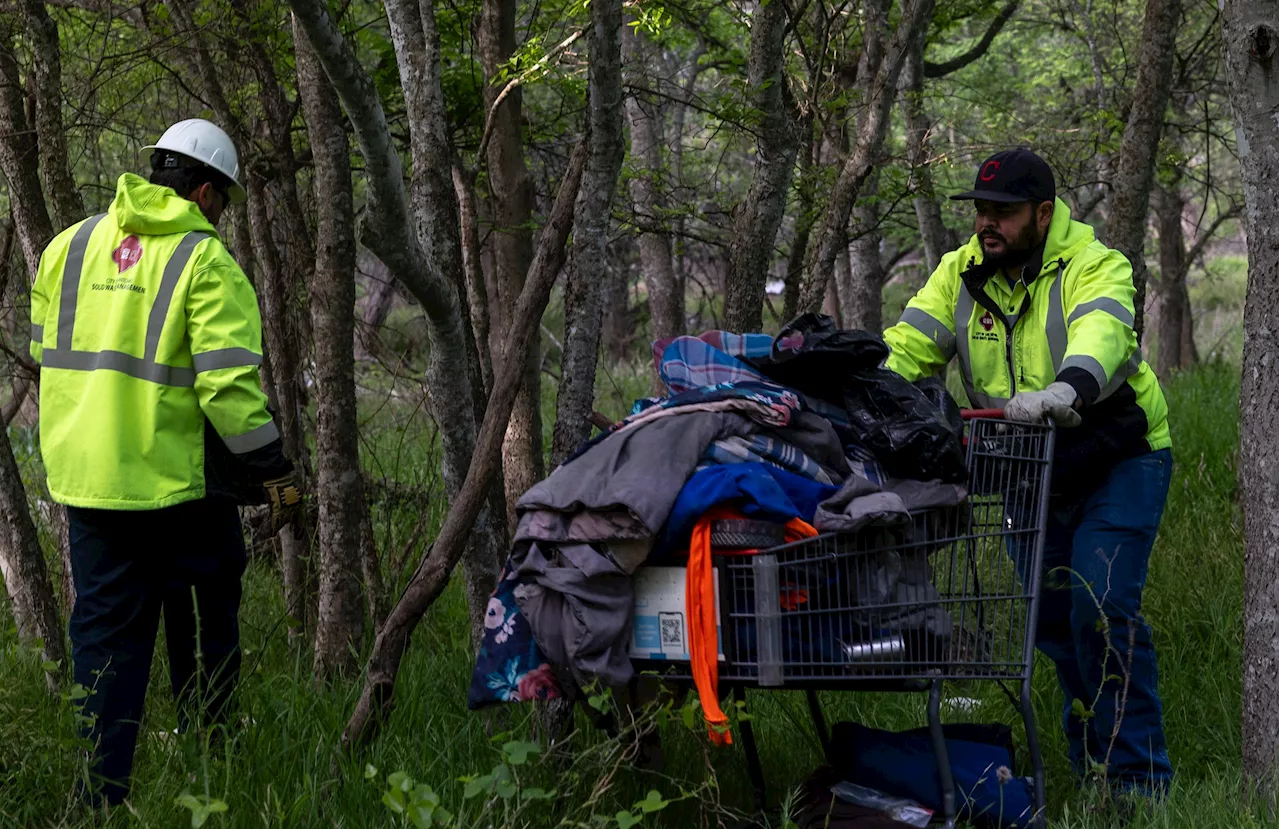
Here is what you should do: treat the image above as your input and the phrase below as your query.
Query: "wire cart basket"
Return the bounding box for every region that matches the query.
[633,413,1055,828]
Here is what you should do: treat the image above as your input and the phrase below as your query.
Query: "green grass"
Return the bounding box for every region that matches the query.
[0,364,1262,828]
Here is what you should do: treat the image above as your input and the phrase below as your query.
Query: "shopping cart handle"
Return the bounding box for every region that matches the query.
[961,408,1006,420]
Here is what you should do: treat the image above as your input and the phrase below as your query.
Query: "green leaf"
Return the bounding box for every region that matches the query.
[522,787,556,801]
[382,788,406,814]
[636,790,669,813]
[502,740,542,765]
[1071,698,1095,721]
[408,802,435,829]
[494,764,517,799]
[42,660,60,672]
[615,810,643,828]
[463,773,493,799]
[364,763,379,780]
[387,770,412,792]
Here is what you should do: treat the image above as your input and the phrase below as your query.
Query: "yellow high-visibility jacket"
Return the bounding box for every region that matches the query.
[884,198,1170,486]
[30,173,283,509]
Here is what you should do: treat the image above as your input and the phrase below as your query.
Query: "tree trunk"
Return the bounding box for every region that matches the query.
[384,0,506,631]
[245,175,313,641]
[900,29,949,274]
[1104,0,1181,341]
[623,24,682,344]
[0,28,63,688]
[550,0,625,466]
[725,0,799,333]
[19,0,83,230]
[0,424,65,685]
[1154,186,1193,377]
[452,164,494,398]
[295,20,366,680]
[799,0,933,312]
[287,0,518,742]
[600,245,632,361]
[342,142,587,751]
[843,174,885,331]
[479,0,543,529]
[0,34,55,277]
[782,123,819,323]
[1223,0,1279,798]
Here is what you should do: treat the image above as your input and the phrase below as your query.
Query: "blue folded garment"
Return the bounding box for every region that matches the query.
[656,462,839,556]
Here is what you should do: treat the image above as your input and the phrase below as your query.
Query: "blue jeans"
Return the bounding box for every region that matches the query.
[1014,448,1173,794]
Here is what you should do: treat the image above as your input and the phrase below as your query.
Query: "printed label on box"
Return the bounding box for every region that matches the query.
[629,567,723,661]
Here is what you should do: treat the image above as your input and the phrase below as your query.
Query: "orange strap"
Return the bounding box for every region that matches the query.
[685,510,819,746]
[686,509,731,744]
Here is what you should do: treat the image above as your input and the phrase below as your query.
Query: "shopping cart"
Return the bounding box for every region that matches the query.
[632,411,1054,828]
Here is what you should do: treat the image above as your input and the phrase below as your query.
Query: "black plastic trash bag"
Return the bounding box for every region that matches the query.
[748,312,889,406]
[842,368,967,483]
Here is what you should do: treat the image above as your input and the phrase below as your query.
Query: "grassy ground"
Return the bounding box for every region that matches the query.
[0,364,1266,828]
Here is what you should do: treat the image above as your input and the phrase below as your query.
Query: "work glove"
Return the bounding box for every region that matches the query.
[264,474,303,534]
[1004,381,1082,427]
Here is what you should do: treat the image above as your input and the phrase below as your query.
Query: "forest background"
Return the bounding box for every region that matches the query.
[0,0,1276,825]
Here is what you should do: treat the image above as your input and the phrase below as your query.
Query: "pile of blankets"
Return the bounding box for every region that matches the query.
[468,315,967,709]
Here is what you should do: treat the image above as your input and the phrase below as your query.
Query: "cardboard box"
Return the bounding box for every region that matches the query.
[629,566,723,661]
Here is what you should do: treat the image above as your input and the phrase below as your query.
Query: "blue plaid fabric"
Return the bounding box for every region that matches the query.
[701,435,835,484]
[658,336,774,394]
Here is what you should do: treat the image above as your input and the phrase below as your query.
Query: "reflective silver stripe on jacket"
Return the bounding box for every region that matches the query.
[56,214,107,349]
[1068,297,1134,327]
[144,231,209,362]
[41,349,196,386]
[222,420,280,454]
[192,347,263,373]
[1045,263,1067,371]
[898,307,956,361]
[1048,261,1139,402]
[42,221,210,387]
[30,323,43,343]
[953,285,1003,408]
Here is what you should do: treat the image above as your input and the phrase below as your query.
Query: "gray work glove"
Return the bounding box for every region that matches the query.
[1004,381,1082,427]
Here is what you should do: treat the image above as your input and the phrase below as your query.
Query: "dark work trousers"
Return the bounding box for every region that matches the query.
[67,497,247,805]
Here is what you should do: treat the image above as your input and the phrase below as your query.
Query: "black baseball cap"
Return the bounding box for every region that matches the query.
[950,148,1055,203]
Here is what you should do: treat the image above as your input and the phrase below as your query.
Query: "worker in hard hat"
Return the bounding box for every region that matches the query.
[28,118,301,807]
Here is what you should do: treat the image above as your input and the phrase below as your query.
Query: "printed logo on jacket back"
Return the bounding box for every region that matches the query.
[93,236,147,294]
[112,236,143,273]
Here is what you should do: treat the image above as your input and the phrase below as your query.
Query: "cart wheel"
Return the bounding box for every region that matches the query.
[710,519,787,550]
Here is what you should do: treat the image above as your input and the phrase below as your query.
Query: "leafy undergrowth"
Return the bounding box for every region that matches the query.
[0,364,1261,828]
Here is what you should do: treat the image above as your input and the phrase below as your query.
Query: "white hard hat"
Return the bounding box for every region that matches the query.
[143,118,246,204]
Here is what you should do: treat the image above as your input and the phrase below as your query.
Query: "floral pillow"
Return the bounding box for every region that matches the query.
[467,562,563,708]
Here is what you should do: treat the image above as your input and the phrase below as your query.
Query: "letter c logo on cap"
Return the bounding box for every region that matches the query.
[980,160,1001,182]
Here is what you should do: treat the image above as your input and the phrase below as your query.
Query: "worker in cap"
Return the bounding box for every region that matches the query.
[883,148,1173,801]
[28,118,300,806]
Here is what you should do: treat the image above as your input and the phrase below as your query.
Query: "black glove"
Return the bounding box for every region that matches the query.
[264,474,303,534]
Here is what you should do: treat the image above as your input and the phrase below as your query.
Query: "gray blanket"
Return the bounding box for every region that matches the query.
[515,410,757,572]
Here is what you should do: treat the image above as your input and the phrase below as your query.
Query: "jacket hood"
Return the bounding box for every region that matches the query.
[108,173,219,238]
[961,197,1095,282]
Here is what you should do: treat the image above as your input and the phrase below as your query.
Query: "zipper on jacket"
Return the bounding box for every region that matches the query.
[1006,328,1018,397]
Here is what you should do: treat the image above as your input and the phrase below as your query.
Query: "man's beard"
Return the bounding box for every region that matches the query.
[980,220,1042,268]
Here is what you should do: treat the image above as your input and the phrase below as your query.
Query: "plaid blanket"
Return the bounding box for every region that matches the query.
[651,334,884,484]
[702,435,835,484]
